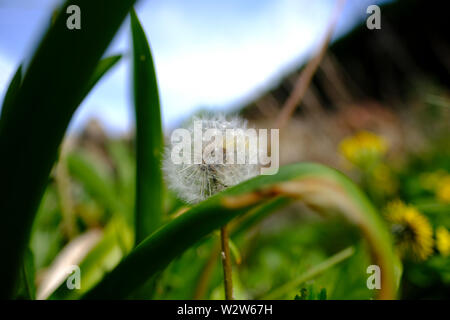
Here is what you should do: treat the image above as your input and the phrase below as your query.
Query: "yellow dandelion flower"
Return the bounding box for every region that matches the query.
[385,200,434,261]
[436,227,450,256]
[339,131,387,167]
[436,175,450,203]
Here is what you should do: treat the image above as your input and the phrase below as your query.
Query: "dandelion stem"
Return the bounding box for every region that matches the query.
[220,225,234,300]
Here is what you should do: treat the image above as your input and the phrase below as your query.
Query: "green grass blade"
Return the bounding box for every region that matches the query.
[106,140,136,208]
[13,247,36,300]
[0,0,137,298]
[230,196,291,238]
[83,163,397,299]
[262,246,355,299]
[66,152,128,218]
[130,9,164,243]
[83,55,122,100]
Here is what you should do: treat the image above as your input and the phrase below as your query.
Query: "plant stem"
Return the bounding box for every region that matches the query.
[261,246,355,300]
[275,0,346,129]
[220,225,234,300]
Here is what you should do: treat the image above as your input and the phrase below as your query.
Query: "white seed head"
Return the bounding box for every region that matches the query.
[163,114,260,204]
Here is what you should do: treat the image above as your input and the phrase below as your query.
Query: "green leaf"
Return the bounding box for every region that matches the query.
[263,247,354,299]
[130,9,164,243]
[106,140,136,208]
[84,55,122,99]
[83,163,397,299]
[318,288,327,300]
[14,248,36,300]
[0,0,137,298]
[66,151,129,220]
[294,286,327,300]
[294,288,308,300]
[230,196,291,238]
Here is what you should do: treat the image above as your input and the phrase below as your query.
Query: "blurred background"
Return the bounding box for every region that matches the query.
[1,0,389,133]
[1,0,449,300]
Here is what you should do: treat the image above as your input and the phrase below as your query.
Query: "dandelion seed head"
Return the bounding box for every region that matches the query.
[163,114,260,204]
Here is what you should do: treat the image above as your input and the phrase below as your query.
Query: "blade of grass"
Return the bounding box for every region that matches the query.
[261,246,355,299]
[14,248,36,300]
[106,140,135,204]
[130,9,164,244]
[230,196,291,238]
[66,152,129,220]
[83,163,397,300]
[0,0,137,298]
[83,55,122,99]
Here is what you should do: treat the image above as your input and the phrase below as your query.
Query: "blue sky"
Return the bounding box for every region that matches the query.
[0,0,388,134]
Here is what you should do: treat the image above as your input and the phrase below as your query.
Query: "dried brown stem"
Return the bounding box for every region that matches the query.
[275,0,347,129]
